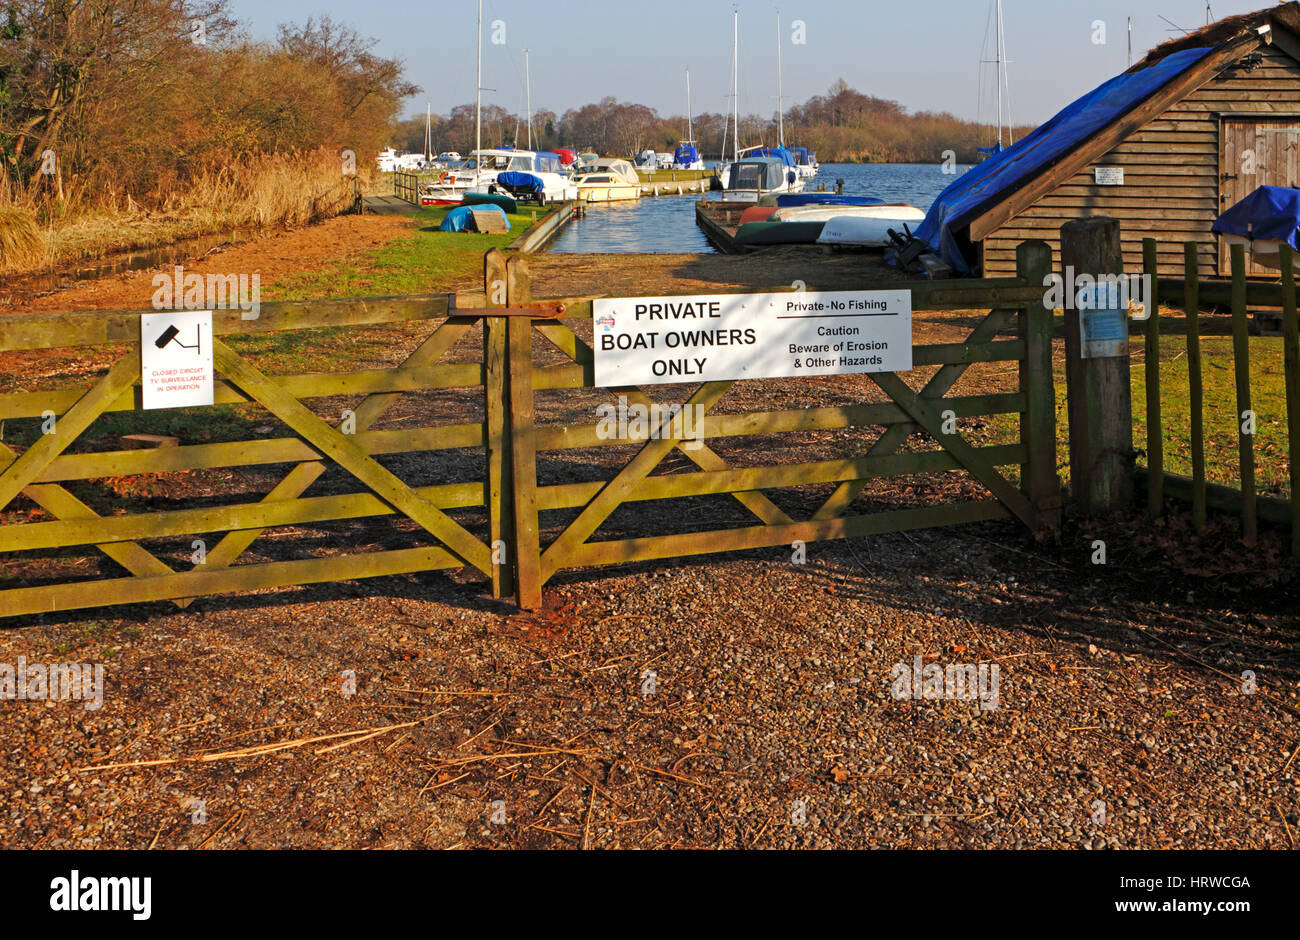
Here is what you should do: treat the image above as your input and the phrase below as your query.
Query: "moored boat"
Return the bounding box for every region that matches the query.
[573,159,641,202]
[719,156,803,202]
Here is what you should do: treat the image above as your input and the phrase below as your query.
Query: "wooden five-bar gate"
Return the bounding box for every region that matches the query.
[0,244,1061,618]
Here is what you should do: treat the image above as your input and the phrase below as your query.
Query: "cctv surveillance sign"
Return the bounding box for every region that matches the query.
[140,310,214,409]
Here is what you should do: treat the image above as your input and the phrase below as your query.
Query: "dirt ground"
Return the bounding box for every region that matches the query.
[1,217,1298,850]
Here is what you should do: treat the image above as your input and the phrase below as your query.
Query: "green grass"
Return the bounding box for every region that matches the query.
[987,325,1294,500]
[1134,334,1293,498]
[267,205,544,300]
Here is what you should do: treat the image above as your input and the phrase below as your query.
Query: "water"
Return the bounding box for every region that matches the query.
[547,162,971,254]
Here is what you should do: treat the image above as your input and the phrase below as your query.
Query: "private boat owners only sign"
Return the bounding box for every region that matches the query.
[592,290,912,386]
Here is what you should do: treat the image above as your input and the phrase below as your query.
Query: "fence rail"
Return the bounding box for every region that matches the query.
[1139,236,1300,553]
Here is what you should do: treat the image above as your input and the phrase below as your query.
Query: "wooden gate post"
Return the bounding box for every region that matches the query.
[483,249,514,599]
[505,255,543,609]
[1016,239,1062,531]
[1060,217,1134,514]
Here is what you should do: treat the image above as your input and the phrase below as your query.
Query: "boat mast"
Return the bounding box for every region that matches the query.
[686,69,693,143]
[995,0,1004,149]
[475,0,482,171]
[525,49,533,150]
[732,9,739,159]
[424,102,432,160]
[776,12,784,146]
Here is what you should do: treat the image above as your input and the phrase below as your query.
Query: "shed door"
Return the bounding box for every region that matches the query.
[1221,118,1300,276]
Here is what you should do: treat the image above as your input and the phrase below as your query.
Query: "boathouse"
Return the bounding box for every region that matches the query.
[918,3,1300,278]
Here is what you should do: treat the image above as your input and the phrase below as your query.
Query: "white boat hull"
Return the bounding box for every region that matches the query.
[773,204,925,224]
[1220,234,1299,272]
[817,212,925,247]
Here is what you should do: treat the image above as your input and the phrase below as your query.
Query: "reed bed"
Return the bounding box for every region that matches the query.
[0,149,358,277]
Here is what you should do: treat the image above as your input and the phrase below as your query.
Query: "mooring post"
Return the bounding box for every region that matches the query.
[1060,217,1134,515]
[1016,239,1062,531]
[505,255,543,609]
[483,249,514,599]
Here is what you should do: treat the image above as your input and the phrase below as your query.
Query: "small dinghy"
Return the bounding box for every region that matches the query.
[734,220,826,247]
[772,204,926,224]
[1212,185,1300,272]
[767,193,885,208]
[738,206,780,225]
[817,207,927,248]
[464,191,518,214]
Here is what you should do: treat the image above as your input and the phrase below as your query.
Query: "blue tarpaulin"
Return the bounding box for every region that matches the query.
[752,146,797,168]
[439,204,510,233]
[913,46,1216,273]
[674,143,701,165]
[497,171,545,194]
[1212,185,1300,248]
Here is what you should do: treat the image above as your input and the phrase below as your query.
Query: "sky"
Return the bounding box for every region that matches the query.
[226,0,1271,126]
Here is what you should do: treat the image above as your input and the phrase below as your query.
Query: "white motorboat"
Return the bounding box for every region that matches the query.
[442,149,577,203]
[719,156,804,202]
[574,159,641,202]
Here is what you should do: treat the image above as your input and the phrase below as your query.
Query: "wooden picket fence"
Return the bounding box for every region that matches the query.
[1140,236,1300,552]
[0,245,1061,617]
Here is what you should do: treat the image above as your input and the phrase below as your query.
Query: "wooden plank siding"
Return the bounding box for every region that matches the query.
[982,44,1300,277]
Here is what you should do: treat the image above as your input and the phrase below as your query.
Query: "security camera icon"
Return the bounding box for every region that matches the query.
[155,324,201,355]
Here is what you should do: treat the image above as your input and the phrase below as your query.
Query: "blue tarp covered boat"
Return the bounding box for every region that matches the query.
[496,171,545,195]
[913,45,1215,274]
[1213,185,1300,248]
[1212,185,1300,270]
[673,143,702,166]
[438,204,510,233]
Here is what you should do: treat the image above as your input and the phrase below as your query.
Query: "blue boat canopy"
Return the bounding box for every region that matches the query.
[913,45,1216,273]
[496,172,545,194]
[775,193,884,207]
[1212,185,1300,248]
[787,146,815,166]
[674,143,701,165]
[751,146,797,168]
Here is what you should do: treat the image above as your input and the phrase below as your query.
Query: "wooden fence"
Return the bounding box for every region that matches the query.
[1140,236,1300,553]
[0,245,1060,617]
[392,171,423,206]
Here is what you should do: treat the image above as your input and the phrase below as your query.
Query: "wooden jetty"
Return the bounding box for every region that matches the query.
[694,200,752,254]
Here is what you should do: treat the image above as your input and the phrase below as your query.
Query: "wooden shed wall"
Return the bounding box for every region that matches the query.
[980,42,1300,278]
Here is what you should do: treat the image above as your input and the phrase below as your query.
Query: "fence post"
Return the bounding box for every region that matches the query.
[483,249,514,599]
[1016,239,1061,532]
[506,255,543,610]
[1060,217,1134,515]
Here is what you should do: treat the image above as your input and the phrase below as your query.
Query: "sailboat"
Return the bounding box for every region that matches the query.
[673,69,706,170]
[977,0,1013,158]
[774,13,817,180]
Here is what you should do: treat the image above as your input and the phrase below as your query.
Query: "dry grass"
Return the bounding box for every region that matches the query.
[0,149,358,277]
[0,205,45,273]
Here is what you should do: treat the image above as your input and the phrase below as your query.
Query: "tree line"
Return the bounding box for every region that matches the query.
[391,78,1036,164]
[0,2,415,207]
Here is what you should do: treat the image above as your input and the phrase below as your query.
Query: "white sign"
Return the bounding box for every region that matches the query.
[140,310,214,409]
[1094,166,1124,186]
[593,290,912,386]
